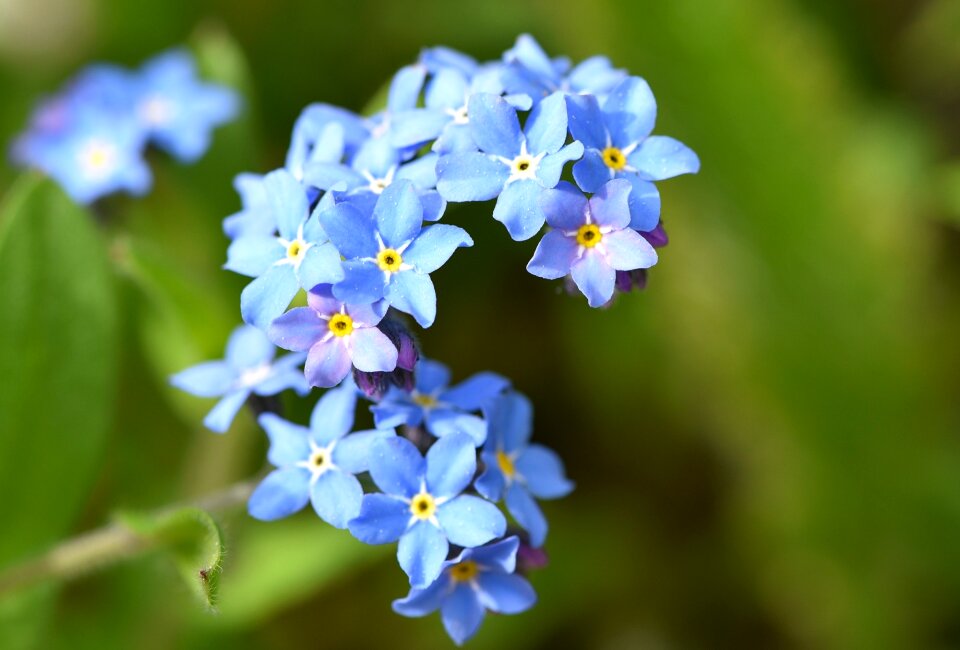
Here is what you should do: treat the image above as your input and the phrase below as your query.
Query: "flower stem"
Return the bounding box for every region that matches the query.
[0,479,257,597]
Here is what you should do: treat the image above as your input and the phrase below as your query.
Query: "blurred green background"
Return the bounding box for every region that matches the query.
[2,0,960,648]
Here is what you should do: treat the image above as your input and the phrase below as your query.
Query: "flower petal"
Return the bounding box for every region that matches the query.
[492,179,545,242]
[348,493,410,544]
[515,443,576,499]
[416,359,451,394]
[399,520,449,588]
[226,324,276,368]
[539,180,587,231]
[535,140,584,189]
[332,260,386,305]
[368,435,425,498]
[570,251,616,308]
[203,389,250,433]
[436,151,509,202]
[318,201,379,259]
[247,467,311,521]
[426,411,487,447]
[467,93,522,158]
[224,235,283,277]
[603,76,657,146]
[484,392,533,452]
[601,228,658,271]
[309,380,357,443]
[304,338,352,388]
[628,135,700,181]
[297,242,344,290]
[267,306,327,352]
[264,168,308,240]
[258,412,311,467]
[625,176,662,232]
[349,326,399,373]
[374,180,424,248]
[333,428,396,474]
[441,372,510,411]
[588,178,632,229]
[240,264,300,331]
[441,584,486,646]
[436,495,506,548]
[474,460,505,503]
[565,93,608,150]
[476,572,537,615]
[524,91,567,154]
[425,432,477,498]
[310,469,363,529]
[505,482,548,547]
[385,271,437,328]
[392,574,451,617]
[573,149,614,194]
[403,224,473,274]
[526,230,578,280]
[170,361,234,397]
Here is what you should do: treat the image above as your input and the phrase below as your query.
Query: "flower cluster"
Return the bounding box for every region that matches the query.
[173,34,697,644]
[11,49,238,204]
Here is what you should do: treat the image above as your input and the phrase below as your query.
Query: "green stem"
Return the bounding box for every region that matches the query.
[0,480,256,596]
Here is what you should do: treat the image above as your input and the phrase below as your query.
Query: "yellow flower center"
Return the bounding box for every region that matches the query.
[513,156,533,174]
[576,224,602,248]
[496,450,516,479]
[377,248,403,272]
[412,393,438,408]
[328,313,354,337]
[309,449,327,469]
[410,492,437,520]
[449,560,479,583]
[287,240,304,260]
[602,146,626,170]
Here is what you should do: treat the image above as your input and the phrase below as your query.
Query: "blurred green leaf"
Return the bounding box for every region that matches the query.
[118,507,225,610]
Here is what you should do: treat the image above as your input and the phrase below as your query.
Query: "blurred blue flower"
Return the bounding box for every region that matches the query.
[319,180,473,328]
[393,536,536,645]
[475,392,574,548]
[222,173,273,240]
[268,284,398,388]
[527,179,658,307]
[348,432,506,587]
[227,168,344,330]
[170,325,308,433]
[435,92,583,241]
[248,381,395,527]
[566,77,699,231]
[372,358,509,446]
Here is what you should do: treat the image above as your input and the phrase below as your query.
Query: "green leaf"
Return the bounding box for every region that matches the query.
[0,174,118,566]
[117,507,225,610]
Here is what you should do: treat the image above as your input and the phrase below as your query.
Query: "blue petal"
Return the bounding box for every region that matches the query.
[333,428,395,474]
[258,412,311,466]
[625,176,662,232]
[426,67,468,109]
[332,260,385,305]
[399,520,449,588]
[589,178,632,229]
[203,389,250,433]
[417,359,451,394]
[302,162,365,191]
[224,236,283,277]
[573,149,615,193]
[253,362,309,397]
[304,338,352,388]
[425,432,476,498]
[309,381,358,443]
[484,392,533,452]
[264,169,308,240]
[426,411,487,447]
[352,137,400,178]
[388,64,427,113]
[567,55,627,95]
[418,190,447,222]
[492,180,544,242]
[505,482,548,547]
[565,94,608,150]
[392,575,451,617]
[441,584,486,645]
[375,180,423,248]
[432,123,477,155]
[465,535,520,573]
[476,572,537,614]
[247,467,311,521]
[474,460,505,502]
[348,493,410,544]
[390,109,450,149]
[603,76,657,146]
[318,202,379,259]
[515,443,575,499]
[602,229,658,271]
[539,180,588,230]
[226,324,276,369]
[441,372,511,411]
[536,140,584,189]
[506,34,556,83]
[368,435,425,498]
[240,264,300,330]
[570,250,616,308]
[403,224,473,274]
[170,361,234,397]
[349,326,399,373]
[628,135,701,181]
[396,153,440,190]
[297,242,344,290]
[526,230,578,280]
[267,306,327,352]
[372,399,423,429]
[385,271,437,328]
[524,92,568,154]
[467,93,522,158]
[436,152,508,202]
[310,469,363,529]
[437,495,506,548]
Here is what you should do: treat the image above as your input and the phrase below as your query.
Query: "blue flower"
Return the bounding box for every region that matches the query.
[475,393,574,547]
[435,92,583,241]
[393,536,536,645]
[226,168,344,330]
[348,432,506,587]
[267,284,398,388]
[248,381,395,527]
[566,77,699,231]
[170,325,308,433]
[319,180,473,328]
[133,49,239,163]
[365,63,428,141]
[527,179,658,307]
[222,173,273,240]
[285,103,369,182]
[372,359,510,446]
[501,34,627,103]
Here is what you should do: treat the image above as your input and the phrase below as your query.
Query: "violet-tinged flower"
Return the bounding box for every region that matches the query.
[393,536,536,645]
[614,222,669,295]
[372,359,510,446]
[475,392,573,547]
[566,78,699,230]
[248,380,395,527]
[435,92,583,241]
[353,316,420,400]
[268,284,397,388]
[527,179,658,307]
[348,433,506,587]
[319,180,473,328]
[170,324,308,433]
[227,168,344,330]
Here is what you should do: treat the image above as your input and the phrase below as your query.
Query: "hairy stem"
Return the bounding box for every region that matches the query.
[0,479,257,597]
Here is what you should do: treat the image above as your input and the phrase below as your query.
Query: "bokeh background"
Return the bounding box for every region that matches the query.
[2,0,960,648]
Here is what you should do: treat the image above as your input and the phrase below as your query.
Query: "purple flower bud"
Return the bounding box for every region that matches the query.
[641,222,669,248]
[516,541,550,574]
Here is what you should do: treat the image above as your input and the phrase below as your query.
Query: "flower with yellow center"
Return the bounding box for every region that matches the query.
[496,450,516,480]
[327,313,354,337]
[449,560,479,583]
[576,223,602,248]
[377,248,403,273]
[409,491,437,521]
[412,392,438,409]
[601,146,627,170]
[79,140,117,179]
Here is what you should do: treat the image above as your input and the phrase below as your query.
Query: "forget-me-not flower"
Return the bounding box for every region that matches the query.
[372,358,510,446]
[170,324,308,433]
[222,173,273,240]
[285,103,369,182]
[475,392,574,547]
[393,536,536,645]
[348,432,506,588]
[527,179,658,307]
[435,92,583,241]
[248,380,395,527]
